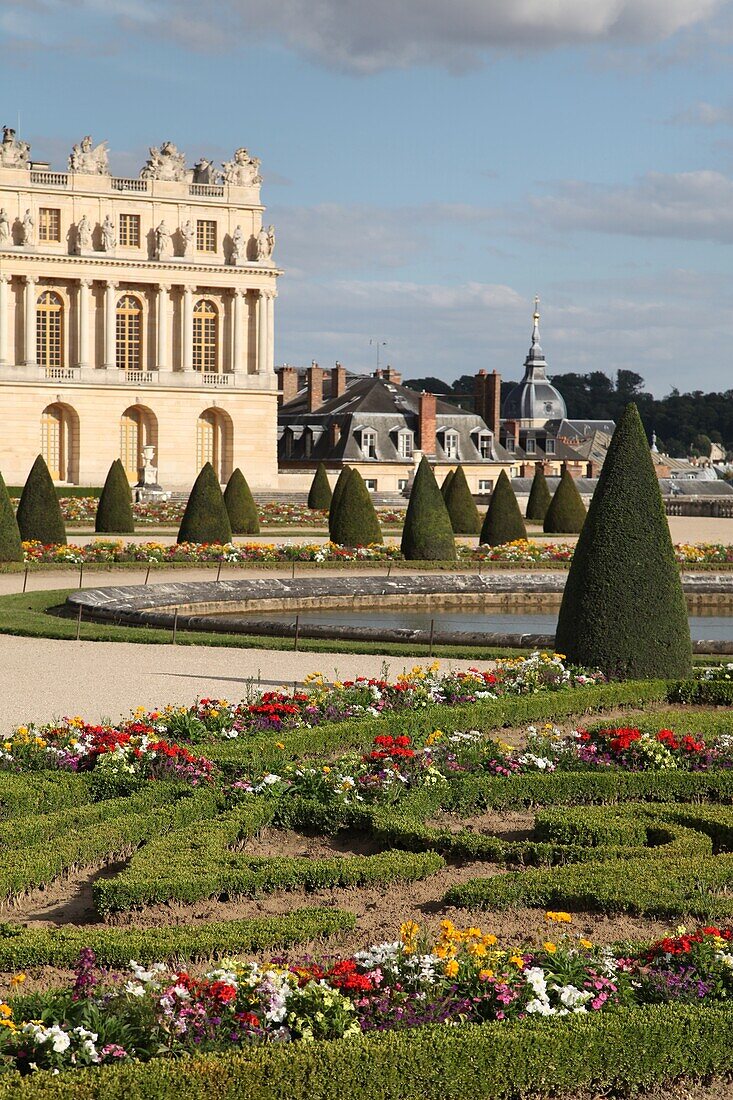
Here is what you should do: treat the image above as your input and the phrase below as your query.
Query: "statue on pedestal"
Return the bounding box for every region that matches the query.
[68,136,109,175]
[0,126,30,168]
[101,214,116,252]
[222,147,261,186]
[155,220,172,261]
[256,224,275,262]
[140,141,187,182]
[193,157,218,184]
[230,225,246,264]
[180,219,194,258]
[0,208,10,246]
[75,215,93,253]
[20,209,34,247]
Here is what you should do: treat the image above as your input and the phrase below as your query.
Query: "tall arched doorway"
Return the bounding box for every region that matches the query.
[120,405,158,482]
[196,407,232,482]
[41,402,79,483]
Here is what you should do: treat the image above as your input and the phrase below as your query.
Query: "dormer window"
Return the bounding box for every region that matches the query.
[397,429,413,459]
[545,438,556,455]
[526,438,536,455]
[444,430,459,460]
[478,432,491,459]
[361,428,377,459]
[506,436,516,454]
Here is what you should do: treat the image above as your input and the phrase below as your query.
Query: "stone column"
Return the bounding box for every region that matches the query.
[156,284,170,371]
[182,286,193,371]
[266,290,275,374]
[77,279,92,369]
[257,290,268,375]
[232,289,245,373]
[24,275,38,366]
[103,281,117,369]
[0,275,9,366]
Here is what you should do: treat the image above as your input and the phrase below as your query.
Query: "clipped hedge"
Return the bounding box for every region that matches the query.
[479,469,526,546]
[177,463,232,544]
[223,469,259,535]
[1,1006,732,1099]
[308,462,333,510]
[16,455,66,545]
[95,460,134,534]
[0,908,356,969]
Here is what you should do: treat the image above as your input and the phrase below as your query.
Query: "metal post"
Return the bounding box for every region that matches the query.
[294,614,300,651]
[144,563,151,585]
[216,560,222,583]
[428,617,435,657]
[172,609,179,644]
[387,561,392,579]
[22,566,28,593]
[75,604,82,641]
[79,563,84,589]
[291,559,296,579]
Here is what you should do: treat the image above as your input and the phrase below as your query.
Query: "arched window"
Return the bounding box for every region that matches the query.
[41,402,79,483]
[116,295,142,372]
[197,408,232,482]
[193,299,218,372]
[36,291,63,368]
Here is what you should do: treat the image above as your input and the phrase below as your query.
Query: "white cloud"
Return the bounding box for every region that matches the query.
[670,101,733,126]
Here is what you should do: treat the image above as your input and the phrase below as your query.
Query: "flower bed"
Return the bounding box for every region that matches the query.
[0,921,731,1072]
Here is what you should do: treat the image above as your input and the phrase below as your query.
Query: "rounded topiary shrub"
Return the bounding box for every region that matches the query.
[328,467,351,541]
[555,402,691,679]
[308,462,333,510]
[16,455,66,545]
[224,468,259,535]
[440,470,455,500]
[479,469,526,546]
[444,465,481,534]
[526,465,552,522]
[543,467,587,534]
[329,468,382,546]
[177,463,232,544]
[401,456,456,561]
[95,460,134,534]
[0,471,22,562]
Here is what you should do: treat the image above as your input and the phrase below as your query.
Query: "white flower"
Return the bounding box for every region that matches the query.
[124,981,146,997]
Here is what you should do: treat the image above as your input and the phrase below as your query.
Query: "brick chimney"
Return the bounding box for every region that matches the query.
[474,369,501,434]
[418,392,437,455]
[307,361,325,412]
[374,366,402,385]
[276,366,299,407]
[331,361,347,400]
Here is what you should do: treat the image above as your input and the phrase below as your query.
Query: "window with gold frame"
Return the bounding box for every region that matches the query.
[192,299,218,372]
[116,294,142,371]
[38,208,61,243]
[196,220,217,252]
[119,213,141,248]
[36,291,63,367]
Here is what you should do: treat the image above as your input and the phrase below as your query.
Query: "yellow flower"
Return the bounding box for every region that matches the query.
[439,919,456,936]
[10,974,25,985]
[444,959,459,978]
[400,920,420,943]
[544,942,557,954]
[509,955,525,968]
[579,939,593,949]
[467,942,487,958]
[0,1004,11,1017]
[478,969,494,981]
[322,766,331,775]
[484,933,498,946]
[466,927,482,939]
[545,910,572,924]
[275,741,285,750]
[426,730,444,746]
[2,742,10,752]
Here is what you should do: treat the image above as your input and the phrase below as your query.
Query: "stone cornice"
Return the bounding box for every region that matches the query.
[0,248,282,281]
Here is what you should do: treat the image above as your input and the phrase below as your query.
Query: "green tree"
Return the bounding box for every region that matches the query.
[444,465,481,534]
[224,469,259,535]
[307,462,333,510]
[440,470,455,499]
[329,468,383,546]
[0,471,22,562]
[525,465,552,522]
[95,460,134,534]
[177,463,232,544]
[328,467,351,540]
[401,456,456,561]
[555,403,691,679]
[16,455,66,545]
[543,467,587,534]
[479,469,527,546]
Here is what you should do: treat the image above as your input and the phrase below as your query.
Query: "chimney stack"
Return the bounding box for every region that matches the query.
[417,392,437,455]
[474,369,502,434]
[331,361,347,399]
[276,366,299,407]
[307,361,325,412]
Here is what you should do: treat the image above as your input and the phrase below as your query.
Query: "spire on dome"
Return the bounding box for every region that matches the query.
[531,295,541,350]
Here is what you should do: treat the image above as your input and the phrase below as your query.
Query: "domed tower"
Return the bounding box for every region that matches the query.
[502,298,566,428]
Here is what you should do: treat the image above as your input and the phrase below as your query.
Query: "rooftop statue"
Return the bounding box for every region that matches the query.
[222,147,261,186]
[140,141,188,182]
[68,135,109,175]
[192,156,219,185]
[0,126,30,169]
[256,224,275,262]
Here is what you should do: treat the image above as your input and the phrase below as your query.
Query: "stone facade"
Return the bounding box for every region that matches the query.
[0,131,280,489]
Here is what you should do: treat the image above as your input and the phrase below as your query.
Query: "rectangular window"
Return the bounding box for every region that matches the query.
[505,437,515,453]
[196,220,217,252]
[479,434,491,459]
[444,432,459,459]
[526,438,536,454]
[361,430,377,459]
[478,479,492,492]
[397,478,409,492]
[38,208,60,242]
[545,438,556,454]
[364,479,377,492]
[119,213,141,247]
[397,431,413,458]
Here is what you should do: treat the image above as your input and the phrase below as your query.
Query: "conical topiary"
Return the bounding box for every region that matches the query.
[177,463,232,544]
[329,468,383,546]
[555,403,691,679]
[479,470,526,546]
[444,465,481,534]
[16,455,66,545]
[440,470,455,500]
[224,469,259,535]
[0,471,22,561]
[95,460,134,534]
[308,462,333,510]
[401,456,456,561]
[328,467,351,540]
[543,466,587,534]
[526,464,552,522]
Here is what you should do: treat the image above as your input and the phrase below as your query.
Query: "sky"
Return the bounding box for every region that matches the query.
[1,0,732,394]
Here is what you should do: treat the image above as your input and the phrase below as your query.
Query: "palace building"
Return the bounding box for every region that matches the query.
[0,129,280,489]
